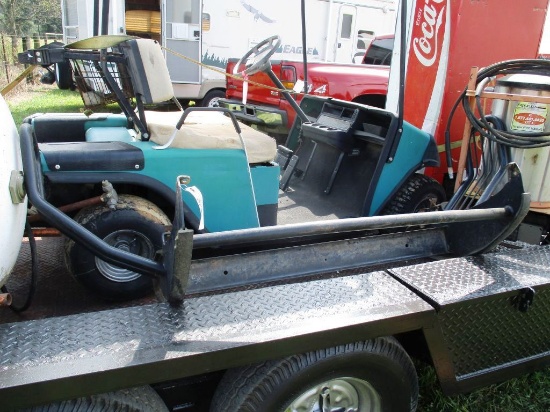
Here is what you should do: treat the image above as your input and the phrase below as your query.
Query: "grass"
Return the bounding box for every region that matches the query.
[4,83,121,125]
[4,85,550,411]
[5,85,85,125]
[417,361,550,411]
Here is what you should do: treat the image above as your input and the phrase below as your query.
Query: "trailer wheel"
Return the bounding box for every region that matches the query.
[382,174,445,215]
[55,61,73,90]
[40,42,73,90]
[201,89,225,108]
[65,195,171,301]
[23,385,168,411]
[210,337,418,412]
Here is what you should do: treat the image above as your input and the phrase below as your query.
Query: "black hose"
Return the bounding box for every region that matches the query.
[445,59,550,175]
[1,222,38,313]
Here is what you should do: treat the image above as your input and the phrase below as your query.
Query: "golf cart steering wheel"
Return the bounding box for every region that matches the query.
[233,35,281,76]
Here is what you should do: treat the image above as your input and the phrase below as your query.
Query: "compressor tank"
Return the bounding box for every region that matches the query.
[0,96,27,287]
[492,74,550,208]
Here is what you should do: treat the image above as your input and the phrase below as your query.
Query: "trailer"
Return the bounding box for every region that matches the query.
[3,0,550,410]
[1,85,547,407]
[60,0,397,105]
[5,38,550,412]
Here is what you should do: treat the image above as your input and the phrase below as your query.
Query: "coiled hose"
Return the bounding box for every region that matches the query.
[445,59,550,178]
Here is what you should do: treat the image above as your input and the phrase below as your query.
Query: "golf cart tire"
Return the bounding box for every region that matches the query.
[25,385,168,411]
[382,174,446,215]
[65,195,171,301]
[209,337,418,412]
[201,89,225,108]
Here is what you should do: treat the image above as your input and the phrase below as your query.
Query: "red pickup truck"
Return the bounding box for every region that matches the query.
[221,35,393,138]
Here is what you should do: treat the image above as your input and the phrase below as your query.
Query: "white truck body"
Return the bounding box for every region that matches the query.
[60,0,397,100]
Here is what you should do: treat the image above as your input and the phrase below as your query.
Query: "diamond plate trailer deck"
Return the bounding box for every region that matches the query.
[1,242,550,410]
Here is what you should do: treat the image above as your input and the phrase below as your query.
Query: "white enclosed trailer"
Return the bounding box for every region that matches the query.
[60,0,397,104]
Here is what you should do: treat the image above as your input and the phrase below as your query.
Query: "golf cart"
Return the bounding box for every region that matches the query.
[16,34,517,302]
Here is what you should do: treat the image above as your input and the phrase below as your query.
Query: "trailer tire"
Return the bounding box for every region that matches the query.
[210,337,418,412]
[40,42,73,90]
[55,61,73,90]
[201,89,225,108]
[23,385,168,411]
[65,195,171,301]
[382,174,445,215]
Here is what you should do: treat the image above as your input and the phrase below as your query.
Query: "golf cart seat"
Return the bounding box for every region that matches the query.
[117,38,277,163]
[145,110,277,164]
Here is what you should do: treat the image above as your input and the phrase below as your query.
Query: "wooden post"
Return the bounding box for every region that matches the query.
[1,34,10,83]
[24,36,33,84]
[453,67,479,192]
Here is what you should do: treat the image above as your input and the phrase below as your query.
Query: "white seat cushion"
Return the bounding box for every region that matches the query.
[146,110,277,164]
[123,39,174,104]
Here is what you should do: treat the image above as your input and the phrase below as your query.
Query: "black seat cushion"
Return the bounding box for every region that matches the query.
[39,142,144,171]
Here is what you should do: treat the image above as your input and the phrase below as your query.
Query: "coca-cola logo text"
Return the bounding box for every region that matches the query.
[412,0,446,67]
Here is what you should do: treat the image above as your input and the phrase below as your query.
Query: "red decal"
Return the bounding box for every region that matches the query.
[513,113,546,125]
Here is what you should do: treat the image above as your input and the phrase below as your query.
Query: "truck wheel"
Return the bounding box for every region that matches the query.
[23,385,168,411]
[65,195,171,301]
[382,174,446,214]
[210,337,418,412]
[201,90,225,108]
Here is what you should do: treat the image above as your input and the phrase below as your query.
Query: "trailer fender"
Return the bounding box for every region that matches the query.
[29,385,168,411]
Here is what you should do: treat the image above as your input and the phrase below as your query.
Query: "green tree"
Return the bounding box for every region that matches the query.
[0,0,61,36]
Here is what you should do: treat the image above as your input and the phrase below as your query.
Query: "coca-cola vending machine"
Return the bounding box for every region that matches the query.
[387,0,548,190]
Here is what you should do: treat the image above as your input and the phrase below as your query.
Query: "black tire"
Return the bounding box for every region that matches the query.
[382,174,446,215]
[65,195,171,301]
[210,337,418,412]
[201,89,226,108]
[22,385,168,411]
[55,61,73,90]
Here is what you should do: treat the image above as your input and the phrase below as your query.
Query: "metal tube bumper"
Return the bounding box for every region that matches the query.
[20,123,167,278]
[193,207,512,249]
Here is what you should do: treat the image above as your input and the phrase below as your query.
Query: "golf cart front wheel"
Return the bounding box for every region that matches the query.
[382,174,446,215]
[65,195,171,301]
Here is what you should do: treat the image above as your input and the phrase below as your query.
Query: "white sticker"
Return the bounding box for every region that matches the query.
[293,79,304,93]
[242,72,249,105]
[184,186,204,231]
[510,102,548,133]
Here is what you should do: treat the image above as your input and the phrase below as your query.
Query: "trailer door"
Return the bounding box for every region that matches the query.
[163,0,202,84]
[335,5,357,63]
[61,0,82,44]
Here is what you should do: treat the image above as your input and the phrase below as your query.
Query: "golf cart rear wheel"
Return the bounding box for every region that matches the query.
[25,385,168,411]
[209,337,418,412]
[382,174,445,215]
[65,195,170,301]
